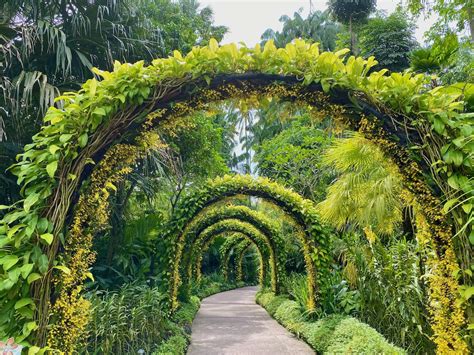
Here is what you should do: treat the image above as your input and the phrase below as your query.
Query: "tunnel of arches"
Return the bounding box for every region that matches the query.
[190,225,270,289]
[179,205,286,297]
[0,39,469,353]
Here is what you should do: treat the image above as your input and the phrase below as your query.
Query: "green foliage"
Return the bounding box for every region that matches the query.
[318,132,404,235]
[0,0,227,203]
[328,0,376,54]
[82,283,169,354]
[254,119,335,201]
[325,318,405,354]
[359,11,418,72]
[406,0,474,41]
[410,33,460,74]
[327,0,376,24]
[273,299,304,325]
[344,233,434,352]
[410,33,473,84]
[256,291,405,354]
[165,112,229,183]
[261,9,341,51]
[262,294,289,316]
[283,273,312,312]
[92,213,164,289]
[153,335,188,355]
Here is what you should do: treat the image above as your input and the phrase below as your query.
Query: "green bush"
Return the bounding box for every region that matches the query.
[265,295,288,316]
[326,317,405,354]
[257,291,405,354]
[153,335,188,355]
[273,300,303,326]
[300,314,347,352]
[173,296,200,327]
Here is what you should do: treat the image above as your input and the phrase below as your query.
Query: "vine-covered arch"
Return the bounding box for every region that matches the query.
[0,39,469,352]
[196,232,264,286]
[220,235,248,281]
[177,205,286,297]
[234,240,255,284]
[166,174,329,312]
[187,220,273,290]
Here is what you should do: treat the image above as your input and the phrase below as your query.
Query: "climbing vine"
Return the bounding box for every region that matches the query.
[220,235,246,282]
[199,233,264,286]
[185,220,273,293]
[234,241,254,283]
[178,205,286,296]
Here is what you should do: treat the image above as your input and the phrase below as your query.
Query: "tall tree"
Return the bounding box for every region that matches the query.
[327,0,377,54]
[359,11,418,72]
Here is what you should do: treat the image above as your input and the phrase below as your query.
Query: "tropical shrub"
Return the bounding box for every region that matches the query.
[256,291,405,354]
[82,283,169,354]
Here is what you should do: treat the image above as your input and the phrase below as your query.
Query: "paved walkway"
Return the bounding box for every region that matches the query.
[187,286,314,355]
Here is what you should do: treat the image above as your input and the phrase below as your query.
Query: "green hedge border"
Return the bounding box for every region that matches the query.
[256,290,405,354]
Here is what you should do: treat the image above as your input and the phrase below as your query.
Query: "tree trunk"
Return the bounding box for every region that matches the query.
[468,6,474,44]
[349,16,359,56]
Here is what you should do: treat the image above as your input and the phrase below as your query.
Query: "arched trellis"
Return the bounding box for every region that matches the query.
[234,240,255,283]
[185,220,275,294]
[218,235,264,285]
[177,205,286,297]
[220,235,247,281]
[166,174,329,312]
[197,233,264,285]
[0,39,469,352]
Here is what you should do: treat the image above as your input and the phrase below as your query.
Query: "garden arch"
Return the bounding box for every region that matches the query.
[196,232,265,286]
[185,220,275,292]
[166,174,328,312]
[0,39,468,352]
[220,235,249,281]
[234,240,256,284]
[176,205,285,297]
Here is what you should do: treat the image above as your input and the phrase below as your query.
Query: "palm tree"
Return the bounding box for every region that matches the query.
[327,0,376,54]
[317,132,404,235]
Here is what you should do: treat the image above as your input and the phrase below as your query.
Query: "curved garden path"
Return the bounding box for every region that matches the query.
[187,286,314,354]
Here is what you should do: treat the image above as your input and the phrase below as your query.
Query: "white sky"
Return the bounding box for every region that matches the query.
[200,0,437,46]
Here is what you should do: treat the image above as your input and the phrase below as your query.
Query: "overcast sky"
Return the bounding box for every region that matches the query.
[200,0,437,46]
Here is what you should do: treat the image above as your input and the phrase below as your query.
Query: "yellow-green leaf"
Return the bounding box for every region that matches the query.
[40,233,54,245]
[46,161,58,178]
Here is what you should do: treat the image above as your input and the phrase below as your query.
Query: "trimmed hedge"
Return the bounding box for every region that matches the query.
[256,291,405,354]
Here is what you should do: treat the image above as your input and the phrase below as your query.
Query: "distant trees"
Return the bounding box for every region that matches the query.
[406,0,474,43]
[261,10,341,50]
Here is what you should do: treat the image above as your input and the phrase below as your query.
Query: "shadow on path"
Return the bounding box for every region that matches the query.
[187,286,314,355]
